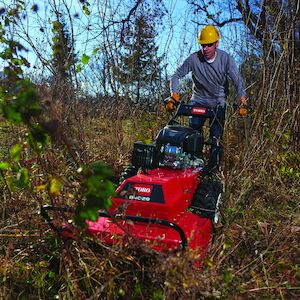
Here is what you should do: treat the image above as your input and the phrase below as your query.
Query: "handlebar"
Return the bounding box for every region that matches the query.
[168,101,218,125]
[175,103,217,117]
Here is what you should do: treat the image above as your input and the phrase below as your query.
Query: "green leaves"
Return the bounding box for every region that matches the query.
[1,105,22,123]
[16,167,30,188]
[74,161,115,226]
[82,3,91,16]
[276,151,300,178]
[76,46,99,73]
[10,144,22,161]
[81,53,90,65]
[75,53,91,73]
[93,48,99,56]
[1,80,42,125]
[76,64,82,73]
[50,178,63,196]
[0,162,10,171]
[0,163,30,191]
[0,142,31,190]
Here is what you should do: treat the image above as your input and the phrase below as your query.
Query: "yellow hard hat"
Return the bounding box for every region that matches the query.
[198,25,220,44]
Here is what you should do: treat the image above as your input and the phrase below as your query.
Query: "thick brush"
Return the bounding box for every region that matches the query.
[0,94,299,299]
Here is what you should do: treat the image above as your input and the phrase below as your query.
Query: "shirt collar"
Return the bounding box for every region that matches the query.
[206,51,217,64]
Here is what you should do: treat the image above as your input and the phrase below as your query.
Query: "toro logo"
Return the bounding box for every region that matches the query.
[192,107,207,115]
[133,184,153,196]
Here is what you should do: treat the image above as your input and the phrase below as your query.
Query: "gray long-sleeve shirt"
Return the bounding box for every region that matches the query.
[170,49,246,108]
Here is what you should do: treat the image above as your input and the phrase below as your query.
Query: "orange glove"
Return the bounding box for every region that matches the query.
[238,96,248,116]
[166,92,180,112]
[239,107,247,116]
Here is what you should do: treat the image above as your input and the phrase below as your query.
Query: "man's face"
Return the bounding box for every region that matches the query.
[201,41,218,60]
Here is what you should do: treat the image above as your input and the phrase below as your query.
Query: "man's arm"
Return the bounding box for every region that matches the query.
[240,95,248,105]
[226,55,247,102]
[170,55,193,94]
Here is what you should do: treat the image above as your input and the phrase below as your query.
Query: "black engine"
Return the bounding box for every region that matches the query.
[132,125,204,169]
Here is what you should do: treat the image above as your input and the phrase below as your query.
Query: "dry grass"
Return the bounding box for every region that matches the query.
[1,40,300,297]
[0,94,299,299]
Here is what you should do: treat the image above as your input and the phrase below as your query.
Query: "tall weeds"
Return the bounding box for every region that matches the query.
[0,2,299,300]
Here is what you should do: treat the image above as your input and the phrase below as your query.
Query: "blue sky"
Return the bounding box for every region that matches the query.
[0,1,197,65]
[0,0,246,90]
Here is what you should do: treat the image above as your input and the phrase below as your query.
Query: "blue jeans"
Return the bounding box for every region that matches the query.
[189,105,225,173]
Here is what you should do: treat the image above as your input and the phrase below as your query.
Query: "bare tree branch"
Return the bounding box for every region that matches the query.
[191,17,243,27]
[236,0,264,43]
[189,0,242,27]
[103,0,143,42]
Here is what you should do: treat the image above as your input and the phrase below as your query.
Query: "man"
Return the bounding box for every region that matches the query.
[166,25,247,171]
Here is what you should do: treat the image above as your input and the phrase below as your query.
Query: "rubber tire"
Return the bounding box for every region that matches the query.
[119,165,138,184]
[191,176,222,220]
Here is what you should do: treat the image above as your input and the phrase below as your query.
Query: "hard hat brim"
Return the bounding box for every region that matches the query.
[198,37,220,44]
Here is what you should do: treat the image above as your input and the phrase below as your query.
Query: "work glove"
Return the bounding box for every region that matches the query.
[238,96,248,117]
[166,92,180,112]
[239,107,247,116]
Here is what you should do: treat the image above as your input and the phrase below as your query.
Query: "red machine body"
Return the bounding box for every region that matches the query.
[87,167,212,255]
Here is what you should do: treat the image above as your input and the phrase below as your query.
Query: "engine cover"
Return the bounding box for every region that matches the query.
[156,125,195,146]
[156,125,203,157]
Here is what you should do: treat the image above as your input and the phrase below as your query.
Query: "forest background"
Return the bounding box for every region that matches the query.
[0,0,299,299]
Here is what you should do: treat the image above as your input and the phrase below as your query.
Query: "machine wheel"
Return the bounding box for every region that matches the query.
[119,165,138,184]
[191,176,223,223]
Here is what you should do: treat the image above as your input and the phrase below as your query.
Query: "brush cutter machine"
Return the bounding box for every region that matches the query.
[41,101,223,257]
